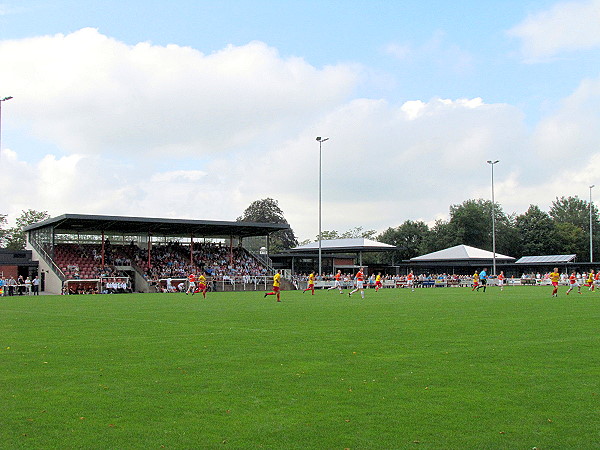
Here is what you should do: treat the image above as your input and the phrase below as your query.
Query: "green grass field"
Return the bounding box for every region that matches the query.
[1,286,599,449]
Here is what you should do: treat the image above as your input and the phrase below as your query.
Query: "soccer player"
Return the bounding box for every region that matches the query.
[197,272,208,298]
[497,271,505,291]
[348,267,365,299]
[406,270,415,291]
[303,271,316,295]
[548,267,560,297]
[186,273,196,295]
[327,270,344,293]
[471,271,479,291]
[264,270,282,302]
[566,271,582,295]
[594,270,600,292]
[585,270,595,291]
[375,272,383,292]
[476,268,488,292]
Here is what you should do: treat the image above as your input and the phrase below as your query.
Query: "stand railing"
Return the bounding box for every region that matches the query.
[28,235,66,281]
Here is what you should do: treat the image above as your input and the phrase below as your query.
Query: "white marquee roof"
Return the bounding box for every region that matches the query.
[410,244,515,262]
[292,238,396,252]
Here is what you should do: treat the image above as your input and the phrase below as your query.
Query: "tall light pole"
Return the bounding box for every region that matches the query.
[590,185,595,263]
[487,160,499,276]
[0,96,13,162]
[316,136,329,277]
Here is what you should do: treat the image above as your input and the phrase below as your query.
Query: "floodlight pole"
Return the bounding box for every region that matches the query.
[487,160,499,276]
[590,185,595,262]
[316,136,329,277]
[0,96,13,163]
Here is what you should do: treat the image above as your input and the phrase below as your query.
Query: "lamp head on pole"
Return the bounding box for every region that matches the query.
[487,160,499,165]
[1,96,13,102]
[590,185,595,190]
[316,137,329,143]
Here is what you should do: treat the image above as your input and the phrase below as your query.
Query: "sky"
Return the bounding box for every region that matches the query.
[1,0,600,242]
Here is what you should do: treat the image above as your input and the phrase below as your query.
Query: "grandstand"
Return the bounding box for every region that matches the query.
[24,214,289,295]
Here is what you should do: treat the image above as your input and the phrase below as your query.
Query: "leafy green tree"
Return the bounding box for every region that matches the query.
[237,198,298,251]
[554,222,584,255]
[313,227,376,242]
[446,198,514,254]
[378,220,430,261]
[514,205,559,256]
[494,212,520,258]
[550,196,599,258]
[340,227,376,240]
[319,230,341,240]
[420,219,461,253]
[3,209,50,250]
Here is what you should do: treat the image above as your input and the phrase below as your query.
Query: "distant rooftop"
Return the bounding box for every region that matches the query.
[515,255,576,264]
[290,238,397,252]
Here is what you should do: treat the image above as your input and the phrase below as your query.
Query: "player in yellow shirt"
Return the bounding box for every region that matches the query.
[471,271,479,291]
[375,272,383,292]
[197,273,208,298]
[548,267,560,297]
[264,270,282,302]
[303,271,316,295]
[585,270,595,291]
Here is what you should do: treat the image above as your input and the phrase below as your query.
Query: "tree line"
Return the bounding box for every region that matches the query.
[3,196,598,263]
[237,196,600,261]
[375,196,599,261]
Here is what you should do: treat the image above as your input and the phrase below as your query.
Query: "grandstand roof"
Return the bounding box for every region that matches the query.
[289,238,397,252]
[24,213,289,238]
[515,255,576,264]
[410,244,515,262]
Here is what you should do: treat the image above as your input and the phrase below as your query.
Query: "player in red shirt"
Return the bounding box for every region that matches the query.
[566,271,582,295]
[186,273,196,295]
[406,270,415,292]
[327,270,344,293]
[497,271,505,291]
[348,267,365,299]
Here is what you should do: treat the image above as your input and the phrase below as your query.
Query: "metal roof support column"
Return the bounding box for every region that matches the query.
[101,230,105,268]
[147,232,152,270]
[190,235,194,268]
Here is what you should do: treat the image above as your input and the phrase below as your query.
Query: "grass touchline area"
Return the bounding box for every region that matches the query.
[1,286,599,449]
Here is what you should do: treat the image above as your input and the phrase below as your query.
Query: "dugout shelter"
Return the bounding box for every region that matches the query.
[24,213,290,295]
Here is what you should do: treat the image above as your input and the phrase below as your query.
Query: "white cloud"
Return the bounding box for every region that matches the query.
[508,0,600,61]
[0,28,359,157]
[2,28,600,243]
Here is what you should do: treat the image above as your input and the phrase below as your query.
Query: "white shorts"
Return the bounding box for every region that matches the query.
[356,281,364,289]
